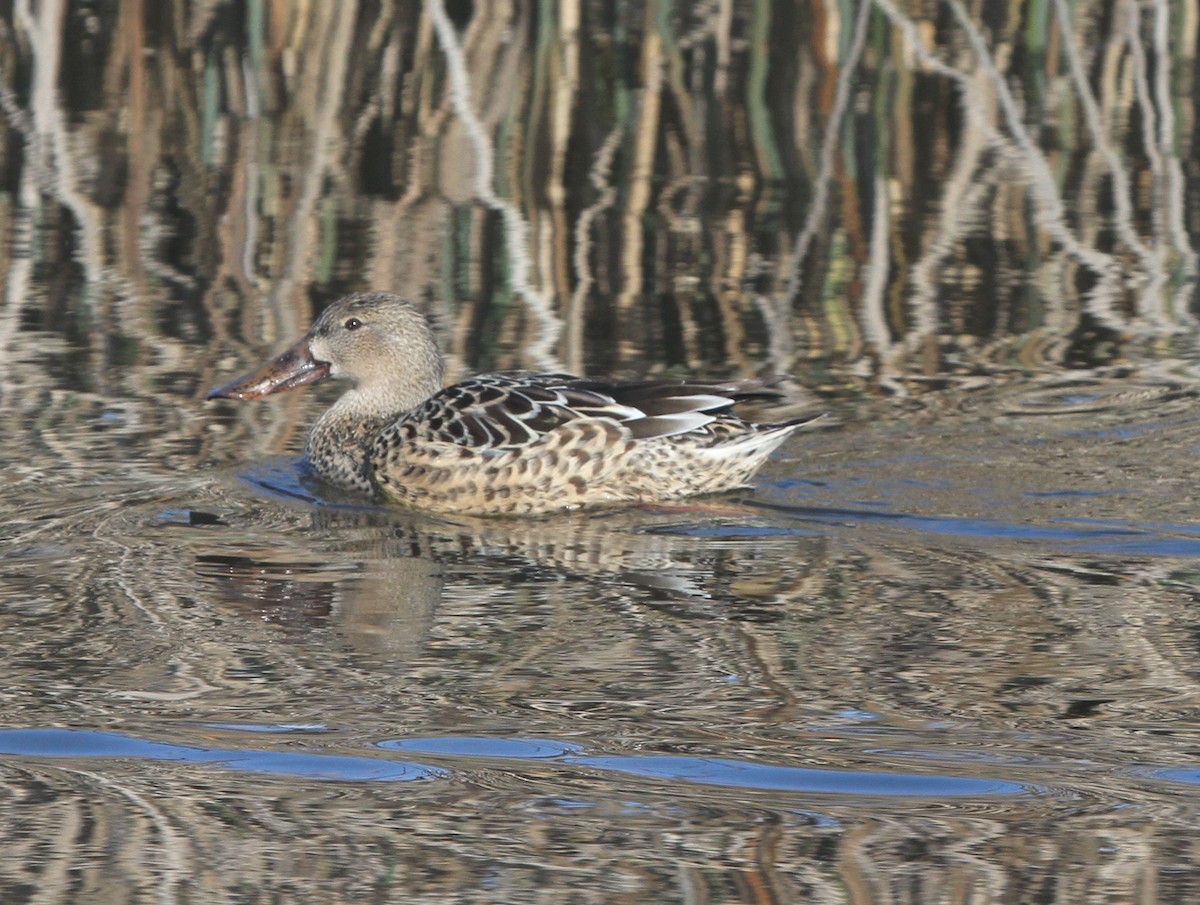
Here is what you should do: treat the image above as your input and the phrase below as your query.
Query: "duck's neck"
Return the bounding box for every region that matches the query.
[306,377,440,493]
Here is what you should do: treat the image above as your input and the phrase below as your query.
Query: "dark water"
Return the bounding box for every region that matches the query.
[5,2,1200,903]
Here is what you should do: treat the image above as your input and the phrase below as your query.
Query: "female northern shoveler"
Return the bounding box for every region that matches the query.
[208,292,820,515]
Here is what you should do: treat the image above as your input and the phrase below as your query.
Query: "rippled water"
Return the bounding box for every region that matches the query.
[6,0,1200,901]
[6,369,1200,901]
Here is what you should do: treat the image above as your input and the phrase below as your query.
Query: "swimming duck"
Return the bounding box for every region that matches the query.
[208,292,819,515]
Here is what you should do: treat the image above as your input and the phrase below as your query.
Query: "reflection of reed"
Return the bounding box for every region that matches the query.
[4,1,1199,392]
[767,0,874,375]
[429,0,563,371]
[12,0,104,295]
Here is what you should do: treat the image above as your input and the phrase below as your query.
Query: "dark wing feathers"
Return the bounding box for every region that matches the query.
[392,373,775,449]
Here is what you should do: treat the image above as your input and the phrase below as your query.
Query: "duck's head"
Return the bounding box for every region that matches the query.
[207,292,445,412]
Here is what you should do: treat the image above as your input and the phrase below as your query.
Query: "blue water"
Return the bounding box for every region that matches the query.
[740,497,1200,557]
[0,728,1035,799]
[0,729,443,783]
[382,738,1027,797]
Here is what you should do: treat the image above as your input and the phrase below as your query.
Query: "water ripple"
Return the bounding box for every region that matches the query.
[381,736,1032,799]
[0,729,443,783]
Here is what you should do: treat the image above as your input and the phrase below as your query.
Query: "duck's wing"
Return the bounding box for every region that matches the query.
[385,374,778,451]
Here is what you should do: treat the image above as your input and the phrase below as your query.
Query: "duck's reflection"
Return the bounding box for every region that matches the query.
[194,548,443,661]
[193,480,824,663]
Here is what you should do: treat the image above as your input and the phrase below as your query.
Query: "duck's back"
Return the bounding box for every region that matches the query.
[367,373,812,515]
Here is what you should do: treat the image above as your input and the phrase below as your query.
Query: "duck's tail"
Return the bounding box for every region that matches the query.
[686,413,826,492]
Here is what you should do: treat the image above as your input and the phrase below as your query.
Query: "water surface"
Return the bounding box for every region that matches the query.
[4,1,1200,902]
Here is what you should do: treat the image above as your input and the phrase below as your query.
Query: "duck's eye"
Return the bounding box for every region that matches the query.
[344,317,363,331]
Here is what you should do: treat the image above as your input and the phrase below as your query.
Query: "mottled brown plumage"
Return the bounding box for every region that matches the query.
[209,292,819,515]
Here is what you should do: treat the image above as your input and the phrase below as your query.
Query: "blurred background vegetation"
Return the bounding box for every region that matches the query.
[1,0,1198,398]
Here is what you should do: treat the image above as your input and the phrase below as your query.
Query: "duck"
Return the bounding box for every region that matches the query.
[208,292,820,515]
